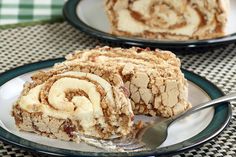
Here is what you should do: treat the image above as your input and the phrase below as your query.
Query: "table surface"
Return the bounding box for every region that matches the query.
[0,21,236,157]
[0,0,64,25]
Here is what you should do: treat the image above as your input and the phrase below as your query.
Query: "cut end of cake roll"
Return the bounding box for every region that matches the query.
[59,46,192,118]
[105,0,229,40]
[12,70,134,141]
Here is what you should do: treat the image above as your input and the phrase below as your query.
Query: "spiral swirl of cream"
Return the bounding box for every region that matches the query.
[106,0,228,39]
[18,71,131,136]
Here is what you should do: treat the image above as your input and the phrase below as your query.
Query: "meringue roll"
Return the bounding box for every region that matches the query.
[56,46,191,117]
[12,70,134,141]
[105,0,229,40]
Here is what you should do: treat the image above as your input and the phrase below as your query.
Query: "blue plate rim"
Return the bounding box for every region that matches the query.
[63,0,236,49]
[0,58,232,157]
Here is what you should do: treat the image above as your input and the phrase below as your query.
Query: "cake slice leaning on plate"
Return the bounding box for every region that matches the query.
[12,69,134,141]
[56,46,191,117]
[12,46,191,142]
[105,0,229,40]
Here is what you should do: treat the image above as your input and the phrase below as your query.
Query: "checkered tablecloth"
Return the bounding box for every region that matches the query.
[0,0,64,25]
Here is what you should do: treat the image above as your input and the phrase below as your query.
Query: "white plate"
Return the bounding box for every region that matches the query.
[0,71,213,151]
[63,0,236,49]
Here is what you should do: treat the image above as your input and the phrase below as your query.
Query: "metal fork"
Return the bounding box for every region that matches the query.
[77,93,236,152]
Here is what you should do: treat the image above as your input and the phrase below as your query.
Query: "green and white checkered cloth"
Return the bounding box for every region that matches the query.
[0,0,64,25]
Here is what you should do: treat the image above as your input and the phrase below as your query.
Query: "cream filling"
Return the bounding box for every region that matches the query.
[130,0,153,19]
[19,84,43,112]
[48,77,101,114]
[116,5,200,36]
[60,71,115,107]
[72,96,95,131]
[18,72,118,133]
[113,0,128,11]
[117,9,146,34]
[152,5,180,27]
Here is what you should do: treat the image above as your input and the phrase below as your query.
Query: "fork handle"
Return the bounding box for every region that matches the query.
[170,92,236,122]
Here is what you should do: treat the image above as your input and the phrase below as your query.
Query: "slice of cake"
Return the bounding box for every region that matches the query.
[12,46,191,143]
[55,46,191,117]
[12,70,134,141]
[105,0,229,40]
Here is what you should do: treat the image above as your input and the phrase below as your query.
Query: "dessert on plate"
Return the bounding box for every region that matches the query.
[12,46,191,142]
[105,0,230,40]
